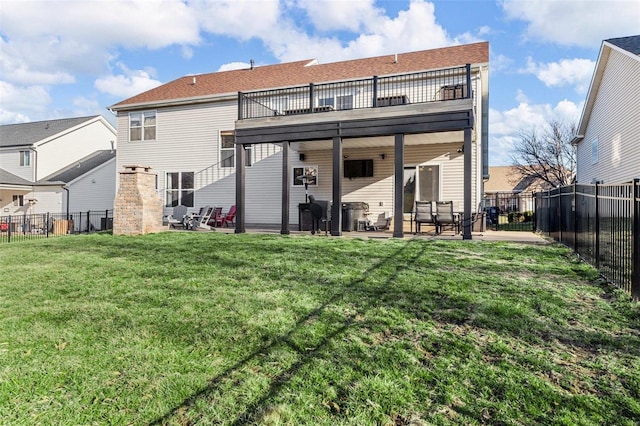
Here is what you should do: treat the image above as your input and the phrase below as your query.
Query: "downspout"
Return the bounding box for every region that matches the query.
[30,147,38,181]
[63,186,70,220]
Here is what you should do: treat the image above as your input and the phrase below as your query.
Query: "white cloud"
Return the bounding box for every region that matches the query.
[491,53,513,73]
[0,81,52,123]
[501,0,640,47]
[94,63,162,99]
[489,98,583,166]
[217,62,252,72]
[192,0,281,40]
[523,57,595,93]
[264,0,461,63]
[297,0,382,32]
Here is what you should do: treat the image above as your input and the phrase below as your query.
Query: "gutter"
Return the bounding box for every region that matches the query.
[571,135,584,146]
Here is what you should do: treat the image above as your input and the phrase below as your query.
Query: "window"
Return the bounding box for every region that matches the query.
[129,111,156,141]
[441,84,468,100]
[318,94,353,110]
[591,137,599,164]
[165,172,194,207]
[220,131,251,168]
[13,195,24,207]
[19,150,30,166]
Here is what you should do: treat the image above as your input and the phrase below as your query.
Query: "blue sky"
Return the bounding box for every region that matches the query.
[1,0,638,165]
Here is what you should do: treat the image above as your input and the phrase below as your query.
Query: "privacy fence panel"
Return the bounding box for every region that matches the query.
[536,180,639,300]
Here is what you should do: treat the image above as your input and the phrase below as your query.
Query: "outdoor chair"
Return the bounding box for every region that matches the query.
[190,205,213,230]
[207,207,225,228]
[219,205,236,227]
[367,212,392,231]
[414,200,436,234]
[166,205,188,229]
[435,201,460,234]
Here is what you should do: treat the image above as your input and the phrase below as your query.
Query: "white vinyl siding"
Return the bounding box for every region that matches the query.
[116,101,282,221]
[66,159,117,212]
[577,49,640,184]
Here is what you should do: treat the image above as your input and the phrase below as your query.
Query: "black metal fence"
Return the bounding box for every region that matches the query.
[483,192,536,231]
[535,180,640,300]
[239,65,473,120]
[0,210,113,244]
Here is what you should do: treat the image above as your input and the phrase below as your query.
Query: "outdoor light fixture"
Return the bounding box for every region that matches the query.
[380,153,386,160]
[299,153,306,161]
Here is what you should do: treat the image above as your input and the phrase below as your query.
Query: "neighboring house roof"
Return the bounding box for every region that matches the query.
[0,168,33,187]
[484,166,549,193]
[111,42,489,110]
[575,35,640,141]
[38,150,116,185]
[606,35,640,55]
[0,116,107,148]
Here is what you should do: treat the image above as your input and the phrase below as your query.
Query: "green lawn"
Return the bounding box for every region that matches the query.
[1,232,639,425]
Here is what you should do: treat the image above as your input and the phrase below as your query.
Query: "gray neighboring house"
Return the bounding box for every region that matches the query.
[573,35,640,184]
[0,116,117,216]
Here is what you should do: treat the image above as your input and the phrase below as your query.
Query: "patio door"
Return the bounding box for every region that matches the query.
[403,165,440,212]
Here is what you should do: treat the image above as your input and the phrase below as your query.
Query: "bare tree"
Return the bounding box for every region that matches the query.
[510,120,576,188]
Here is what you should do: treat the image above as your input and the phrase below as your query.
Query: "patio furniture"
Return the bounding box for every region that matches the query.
[435,201,460,234]
[367,212,392,231]
[190,205,213,230]
[414,201,436,234]
[207,207,225,227]
[219,205,236,227]
[166,205,188,229]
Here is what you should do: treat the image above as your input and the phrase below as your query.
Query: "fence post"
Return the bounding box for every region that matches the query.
[558,188,563,243]
[46,212,49,238]
[595,182,600,269]
[372,76,378,107]
[632,178,639,301]
[7,215,11,243]
[573,183,578,253]
[86,211,90,233]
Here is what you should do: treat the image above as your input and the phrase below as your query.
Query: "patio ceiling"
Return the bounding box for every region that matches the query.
[289,130,465,151]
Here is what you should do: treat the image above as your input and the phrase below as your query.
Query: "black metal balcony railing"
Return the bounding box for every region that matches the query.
[238,64,473,120]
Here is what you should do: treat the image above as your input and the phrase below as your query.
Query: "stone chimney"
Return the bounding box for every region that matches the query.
[113,165,164,235]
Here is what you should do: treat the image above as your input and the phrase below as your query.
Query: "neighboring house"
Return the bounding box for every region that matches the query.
[0,116,117,216]
[573,35,640,184]
[484,166,550,213]
[110,42,489,238]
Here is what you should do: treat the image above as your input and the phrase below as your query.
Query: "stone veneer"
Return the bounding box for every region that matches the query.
[113,165,164,235]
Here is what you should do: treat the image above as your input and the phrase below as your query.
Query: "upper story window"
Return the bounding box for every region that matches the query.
[220,131,252,168]
[19,150,31,166]
[318,95,353,110]
[13,195,24,206]
[591,137,599,164]
[129,111,156,141]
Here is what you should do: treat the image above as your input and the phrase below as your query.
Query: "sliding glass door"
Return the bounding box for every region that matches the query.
[403,165,440,212]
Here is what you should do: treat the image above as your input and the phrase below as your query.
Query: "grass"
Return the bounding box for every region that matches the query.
[0,232,639,425]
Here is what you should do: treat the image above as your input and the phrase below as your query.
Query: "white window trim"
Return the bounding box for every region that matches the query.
[165,171,195,208]
[129,110,157,142]
[220,131,252,168]
[19,150,31,167]
[317,93,354,110]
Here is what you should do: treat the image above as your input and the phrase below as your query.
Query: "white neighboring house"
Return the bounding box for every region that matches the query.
[110,42,489,238]
[0,116,117,216]
[573,35,640,184]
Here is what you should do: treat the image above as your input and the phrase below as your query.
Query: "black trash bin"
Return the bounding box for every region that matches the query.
[342,203,354,231]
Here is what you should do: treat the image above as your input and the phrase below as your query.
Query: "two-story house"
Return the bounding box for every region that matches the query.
[573,35,640,184]
[110,42,489,238]
[0,116,117,216]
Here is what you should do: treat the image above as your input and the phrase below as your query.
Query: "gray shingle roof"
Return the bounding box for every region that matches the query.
[0,116,99,148]
[39,150,116,184]
[0,168,33,186]
[606,35,640,55]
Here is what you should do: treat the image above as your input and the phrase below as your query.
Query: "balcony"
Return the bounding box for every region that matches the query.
[238,64,472,121]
